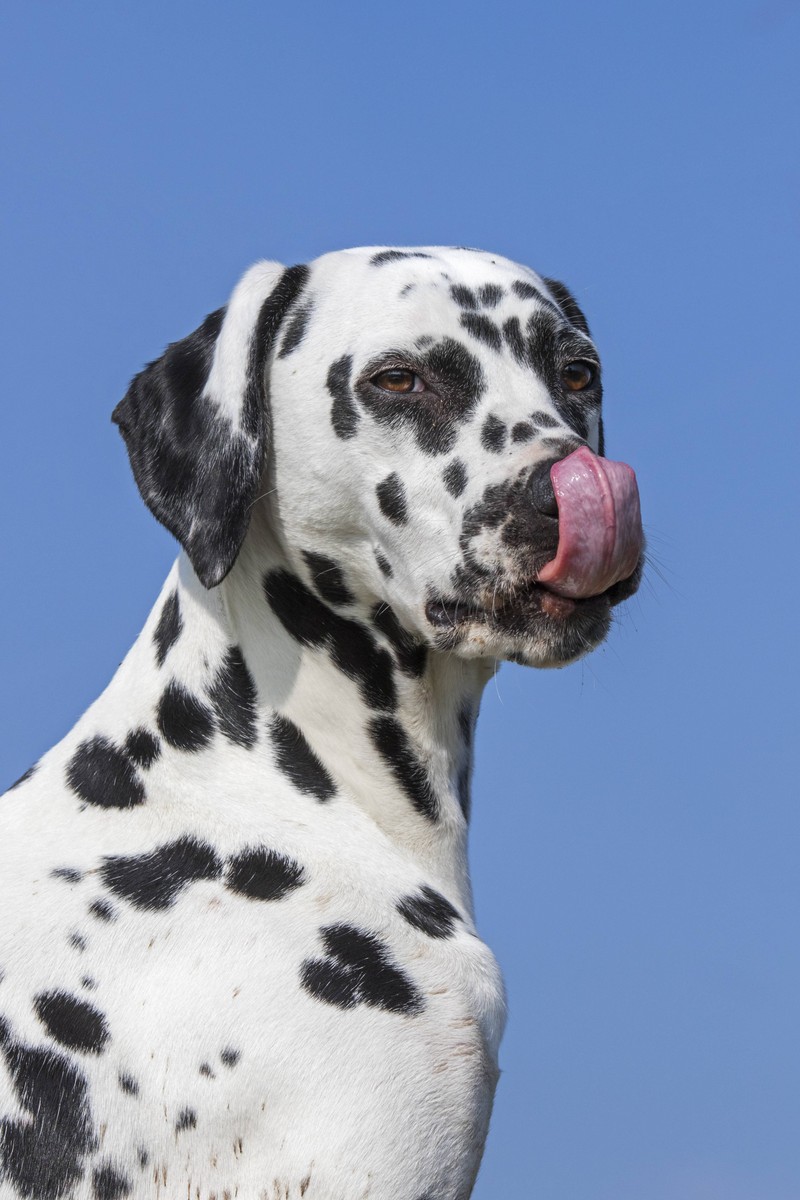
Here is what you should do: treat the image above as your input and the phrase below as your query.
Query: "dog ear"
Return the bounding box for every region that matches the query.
[113,262,309,588]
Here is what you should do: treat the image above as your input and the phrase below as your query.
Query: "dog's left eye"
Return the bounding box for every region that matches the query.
[371,369,425,394]
[561,362,597,391]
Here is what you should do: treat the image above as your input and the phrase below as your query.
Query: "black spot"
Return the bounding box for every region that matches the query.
[478,283,504,308]
[88,898,116,923]
[512,279,545,301]
[118,1072,139,1096]
[300,924,423,1015]
[278,302,313,358]
[449,284,477,309]
[502,316,526,364]
[370,250,433,265]
[208,647,258,748]
[460,313,502,351]
[481,415,507,452]
[511,421,536,443]
[157,682,215,751]
[220,1047,241,1068]
[328,354,360,439]
[33,991,109,1055]
[270,715,336,801]
[542,276,591,335]
[226,846,305,902]
[68,932,87,951]
[175,1108,196,1133]
[101,836,223,910]
[265,571,397,711]
[153,590,182,667]
[374,549,393,578]
[51,867,83,884]
[6,763,37,792]
[199,1062,215,1078]
[0,1027,95,1200]
[531,409,560,428]
[442,459,467,498]
[302,551,355,606]
[376,473,408,525]
[66,737,146,810]
[371,606,427,677]
[368,717,439,821]
[137,1148,149,1169]
[397,886,460,938]
[457,759,471,819]
[92,1163,132,1199]
[80,976,96,991]
[357,338,485,457]
[124,727,161,769]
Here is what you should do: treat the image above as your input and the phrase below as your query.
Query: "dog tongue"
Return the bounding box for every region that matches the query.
[537,447,642,599]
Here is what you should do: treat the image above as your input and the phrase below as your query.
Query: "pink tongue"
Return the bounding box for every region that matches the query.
[537,446,643,599]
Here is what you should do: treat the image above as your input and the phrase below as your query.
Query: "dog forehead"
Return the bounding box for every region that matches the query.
[302,246,550,354]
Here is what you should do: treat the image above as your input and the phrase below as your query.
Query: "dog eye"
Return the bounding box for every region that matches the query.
[371,369,425,394]
[561,362,597,391]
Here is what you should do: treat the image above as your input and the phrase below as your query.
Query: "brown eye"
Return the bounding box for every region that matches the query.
[561,362,597,391]
[371,369,423,394]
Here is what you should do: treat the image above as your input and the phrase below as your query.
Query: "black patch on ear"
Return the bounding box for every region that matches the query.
[376,473,408,525]
[265,571,397,711]
[208,647,258,748]
[300,924,423,1014]
[0,1024,95,1198]
[92,1162,132,1199]
[153,590,182,666]
[66,737,146,810]
[33,991,109,1055]
[328,354,360,439]
[397,886,460,938]
[270,714,336,801]
[302,551,355,606]
[101,836,222,910]
[460,313,502,351]
[442,459,467,498]
[371,250,433,265]
[278,302,313,358]
[481,415,507,452]
[542,277,591,336]
[124,728,161,769]
[112,265,309,589]
[371,605,427,677]
[157,682,215,751]
[368,717,439,821]
[226,846,305,901]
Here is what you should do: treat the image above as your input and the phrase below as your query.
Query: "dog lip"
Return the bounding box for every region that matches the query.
[425,581,599,628]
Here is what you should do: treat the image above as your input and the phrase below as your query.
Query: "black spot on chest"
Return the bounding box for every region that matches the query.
[33,991,110,1055]
[157,682,215,751]
[101,836,223,910]
[66,737,146,810]
[300,924,423,1014]
[270,715,336,801]
[226,846,305,901]
[264,570,397,711]
[153,590,182,667]
[0,1025,95,1200]
[208,647,258,748]
[398,886,460,938]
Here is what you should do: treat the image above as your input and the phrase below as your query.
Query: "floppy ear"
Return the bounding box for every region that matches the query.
[113,262,309,588]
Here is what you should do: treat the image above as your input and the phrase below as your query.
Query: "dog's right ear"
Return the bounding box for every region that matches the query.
[113,262,308,589]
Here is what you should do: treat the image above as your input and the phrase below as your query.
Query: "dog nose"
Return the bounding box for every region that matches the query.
[528,457,560,517]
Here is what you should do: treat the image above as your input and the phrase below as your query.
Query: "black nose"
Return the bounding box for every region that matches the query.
[528,457,560,517]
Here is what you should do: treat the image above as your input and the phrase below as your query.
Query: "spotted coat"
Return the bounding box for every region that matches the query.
[0,247,642,1200]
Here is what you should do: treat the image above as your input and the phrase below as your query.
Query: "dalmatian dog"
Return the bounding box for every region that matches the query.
[0,247,643,1200]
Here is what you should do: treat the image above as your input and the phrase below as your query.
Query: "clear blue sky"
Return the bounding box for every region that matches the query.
[2,2,799,1196]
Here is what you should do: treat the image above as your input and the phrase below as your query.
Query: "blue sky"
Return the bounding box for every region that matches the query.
[1,2,799,1196]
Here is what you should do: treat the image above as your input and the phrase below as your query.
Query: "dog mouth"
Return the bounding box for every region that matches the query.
[425,571,634,631]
